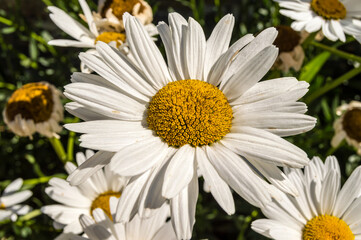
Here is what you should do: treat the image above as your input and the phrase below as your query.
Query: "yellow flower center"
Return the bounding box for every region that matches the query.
[303,215,354,240]
[101,0,140,19]
[342,108,361,142]
[274,25,301,53]
[0,203,5,209]
[90,191,121,221]
[311,0,346,20]
[5,82,54,123]
[94,32,126,48]
[147,79,233,148]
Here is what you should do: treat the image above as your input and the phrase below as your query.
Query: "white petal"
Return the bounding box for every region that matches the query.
[205,143,271,208]
[196,147,235,214]
[203,14,234,80]
[223,126,309,168]
[220,46,278,101]
[170,172,198,240]
[124,13,171,89]
[48,39,94,48]
[184,17,206,80]
[1,190,32,207]
[162,145,195,198]
[110,137,169,176]
[3,178,23,194]
[320,170,340,215]
[79,0,98,36]
[333,166,361,217]
[67,151,114,186]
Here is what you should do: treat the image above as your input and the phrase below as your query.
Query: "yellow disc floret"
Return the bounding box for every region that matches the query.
[90,191,121,221]
[5,82,54,123]
[0,203,5,209]
[303,215,354,240]
[101,0,140,19]
[311,0,346,20]
[147,79,233,148]
[94,32,126,48]
[342,108,361,142]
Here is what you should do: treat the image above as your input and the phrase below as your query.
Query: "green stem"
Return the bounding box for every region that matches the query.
[310,41,361,63]
[0,174,67,190]
[67,131,76,162]
[301,31,317,49]
[25,154,45,177]
[305,66,361,104]
[0,210,42,225]
[18,209,41,221]
[49,137,67,164]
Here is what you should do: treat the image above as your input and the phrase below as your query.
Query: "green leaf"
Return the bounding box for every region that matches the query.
[299,51,331,83]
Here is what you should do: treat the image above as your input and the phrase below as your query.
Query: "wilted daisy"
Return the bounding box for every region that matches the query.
[332,101,361,154]
[252,156,361,240]
[41,150,127,234]
[274,0,361,42]
[56,199,176,240]
[0,178,32,222]
[273,25,306,73]
[3,82,63,139]
[64,13,316,238]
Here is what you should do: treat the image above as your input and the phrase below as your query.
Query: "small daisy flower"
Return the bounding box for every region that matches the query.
[332,101,361,154]
[48,0,157,49]
[48,0,157,72]
[252,156,361,240]
[0,178,32,222]
[273,25,306,73]
[64,13,316,238]
[97,0,154,31]
[55,200,176,240]
[41,150,127,234]
[274,0,361,42]
[3,82,63,139]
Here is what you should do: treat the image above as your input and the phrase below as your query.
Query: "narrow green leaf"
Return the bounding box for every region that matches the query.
[300,51,331,83]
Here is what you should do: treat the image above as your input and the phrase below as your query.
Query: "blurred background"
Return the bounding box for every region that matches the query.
[0,0,360,239]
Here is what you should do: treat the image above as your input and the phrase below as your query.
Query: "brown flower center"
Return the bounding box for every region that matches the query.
[147,79,233,148]
[94,32,126,47]
[90,191,121,221]
[303,215,354,240]
[274,25,301,53]
[101,0,140,19]
[5,82,54,123]
[311,0,347,20]
[342,108,361,142]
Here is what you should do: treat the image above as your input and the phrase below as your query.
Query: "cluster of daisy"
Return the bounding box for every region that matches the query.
[2,0,361,239]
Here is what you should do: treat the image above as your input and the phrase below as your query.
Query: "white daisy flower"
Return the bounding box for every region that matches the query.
[55,199,176,240]
[273,25,306,73]
[41,150,127,234]
[332,101,361,154]
[64,13,316,238]
[48,0,157,49]
[252,156,361,240]
[0,178,32,222]
[2,82,63,139]
[97,0,154,32]
[274,0,361,42]
[48,0,157,73]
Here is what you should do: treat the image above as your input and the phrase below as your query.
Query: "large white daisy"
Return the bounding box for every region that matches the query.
[56,199,176,240]
[0,178,32,222]
[64,13,316,239]
[274,0,361,42]
[252,156,361,240]
[41,150,127,234]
